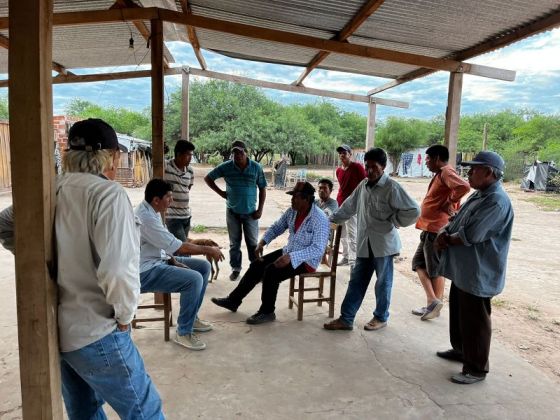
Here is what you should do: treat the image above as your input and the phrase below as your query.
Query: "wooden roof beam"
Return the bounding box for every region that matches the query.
[110,0,169,69]
[0,66,409,108]
[0,33,73,75]
[0,7,515,81]
[293,0,385,86]
[367,7,560,95]
[179,0,207,70]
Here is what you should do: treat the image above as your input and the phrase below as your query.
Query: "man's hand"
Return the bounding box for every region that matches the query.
[117,323,129,332]
[207,246,225,261]
[434,232,450,251]
[273,253,291,268]
[252,209,263,220]
[255,241,265,261]
[168,256,190,269]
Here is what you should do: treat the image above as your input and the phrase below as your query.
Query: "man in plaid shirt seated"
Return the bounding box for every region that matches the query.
[211,181,330,324]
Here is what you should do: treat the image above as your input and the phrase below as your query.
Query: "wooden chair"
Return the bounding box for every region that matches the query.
[132,293,173,341]
[288,224,342,320]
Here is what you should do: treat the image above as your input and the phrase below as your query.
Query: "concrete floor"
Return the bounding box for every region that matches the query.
[1,177,560,419]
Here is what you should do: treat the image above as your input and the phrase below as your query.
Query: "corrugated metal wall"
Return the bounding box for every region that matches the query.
[0,122,10,188]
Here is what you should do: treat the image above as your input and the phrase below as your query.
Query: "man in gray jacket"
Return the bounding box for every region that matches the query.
[0,119,164,419]
[324,148,420,331]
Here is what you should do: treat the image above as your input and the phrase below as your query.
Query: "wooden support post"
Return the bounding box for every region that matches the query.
[8,0,63,418]
[151,19,165,305]
[366,101,377,149]
[181,68,190,140]
[444,72,463,169]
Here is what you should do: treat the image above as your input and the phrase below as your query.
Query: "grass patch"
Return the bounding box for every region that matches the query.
[552,320,560,326]
[492,298,509,308]
[527,304,540,313]
[525,194,560,212]
[192,224,207,233]
[527,312,540,321]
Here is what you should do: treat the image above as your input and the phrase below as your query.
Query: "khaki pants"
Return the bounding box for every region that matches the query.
[340,215,357,262]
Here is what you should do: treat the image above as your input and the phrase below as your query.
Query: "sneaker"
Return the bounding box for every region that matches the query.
[174,332,206,351]
[421,299,443,321]
[323,318,353,331]
[364,317,387,331]
[246,312,276,325]
[412,306,428,316]
[193,318,213,332]
[451,372,486,385]
[338,257,349,266]
[211,297,239,312]
[229,270,241,281]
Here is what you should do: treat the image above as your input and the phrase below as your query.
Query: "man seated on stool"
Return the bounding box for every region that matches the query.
[136,178,224,351]
[211,181,330,324]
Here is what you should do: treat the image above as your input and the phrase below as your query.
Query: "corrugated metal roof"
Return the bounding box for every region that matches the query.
[0,0,558,87]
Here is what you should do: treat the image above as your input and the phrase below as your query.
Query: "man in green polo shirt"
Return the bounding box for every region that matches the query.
[204,140,267,281]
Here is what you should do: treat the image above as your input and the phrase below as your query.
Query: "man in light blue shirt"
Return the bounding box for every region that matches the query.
[435,151,514,385]
[205,140,267,281]
[324,148,420,332]
[211,182,329,325]
[136,179,224,351]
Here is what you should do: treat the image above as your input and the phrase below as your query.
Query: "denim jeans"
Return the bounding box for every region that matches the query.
[340,248,394,324]
[60,327,164,420]
[226,208,259,271]
[165,217,191,242]
[140,257,210,335]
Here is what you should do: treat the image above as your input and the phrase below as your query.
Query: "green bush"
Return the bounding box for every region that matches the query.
[207,155,223,167]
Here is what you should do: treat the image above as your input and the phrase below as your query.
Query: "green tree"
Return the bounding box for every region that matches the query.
[0,94,8,120]
[377,117,426,173]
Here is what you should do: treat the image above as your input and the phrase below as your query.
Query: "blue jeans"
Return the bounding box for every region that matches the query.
[340,251,394,324]
[140,257,210,335]
[165,217,191,242]
[226,208,259,271]
[60,328,164,420]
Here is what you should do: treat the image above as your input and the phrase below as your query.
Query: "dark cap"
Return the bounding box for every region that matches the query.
[231,140,247,152]
[460,151,505,171]
[286,181,316,197]
[68,118,122,152]
[336,144,352,153]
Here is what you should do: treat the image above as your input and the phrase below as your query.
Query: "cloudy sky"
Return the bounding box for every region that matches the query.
[8,27,559,121]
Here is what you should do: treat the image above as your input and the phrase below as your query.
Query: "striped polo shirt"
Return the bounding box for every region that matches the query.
[164,159,194,219]
[207,159,267,214]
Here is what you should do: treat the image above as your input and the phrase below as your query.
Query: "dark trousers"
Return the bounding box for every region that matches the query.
[228,249,307,314]
[449,282,492,377]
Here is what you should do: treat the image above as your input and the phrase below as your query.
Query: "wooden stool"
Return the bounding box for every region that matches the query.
[132,293,173,341]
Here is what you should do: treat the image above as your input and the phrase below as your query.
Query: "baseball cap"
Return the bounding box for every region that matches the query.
[67,118,124,152]
[286,181,316,197]
[336,144,352,153]
[460,151,505,171]
[231,140,247,152]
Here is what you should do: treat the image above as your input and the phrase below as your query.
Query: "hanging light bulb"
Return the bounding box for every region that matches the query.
[129,36,134,49]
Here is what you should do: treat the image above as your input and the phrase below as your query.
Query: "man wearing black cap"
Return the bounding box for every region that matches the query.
[435,151,514,385]
[336,144,367,266]
[164,139,196,241]
[211,181,330,324]
[205,140,267,281]
[57,120,165,417]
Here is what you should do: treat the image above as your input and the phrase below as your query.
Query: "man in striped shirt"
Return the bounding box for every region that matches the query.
[164,140,195,241]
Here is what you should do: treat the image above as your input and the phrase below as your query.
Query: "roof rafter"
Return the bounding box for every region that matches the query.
[179,0,207,70]
[0,33,74,75]
[110,0,169,69]
[0,7,515,82]
[293,0,385,86]
[367,7,560,95]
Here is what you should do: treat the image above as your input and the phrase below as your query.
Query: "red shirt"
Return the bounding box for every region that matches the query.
[336,161,367,205]
[294,210,315,273]
[416,165,470,233]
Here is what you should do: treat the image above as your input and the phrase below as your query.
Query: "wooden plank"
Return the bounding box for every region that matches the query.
[294,0,385,85]
[8,0,63,418]
[0,8,515,81]
[180,0,208,70]
[443,72,463,170]
[151,19,164,180]
[366,102,376,149]
[181,68,190,140]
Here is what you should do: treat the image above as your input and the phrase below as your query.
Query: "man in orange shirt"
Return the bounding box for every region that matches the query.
[412,145,470,320]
